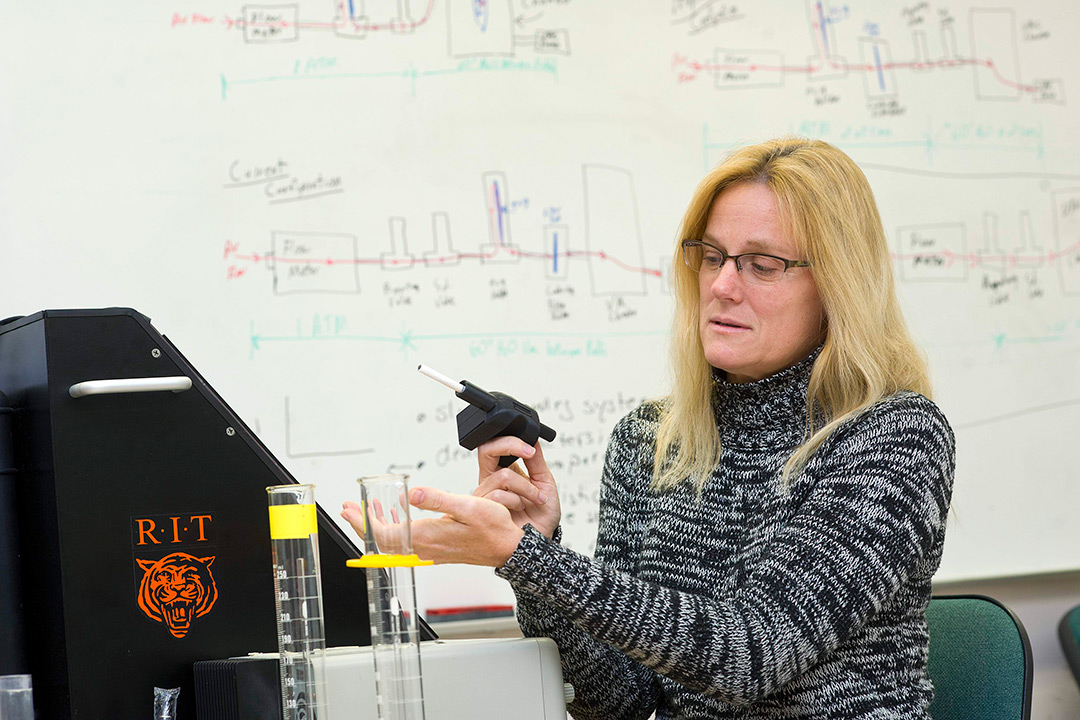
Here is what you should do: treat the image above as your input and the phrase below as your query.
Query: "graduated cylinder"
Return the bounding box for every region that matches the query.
[350,473,431,720]
[267,483,329,720]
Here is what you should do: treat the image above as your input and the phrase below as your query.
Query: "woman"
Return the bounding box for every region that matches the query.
[343,137,955,719]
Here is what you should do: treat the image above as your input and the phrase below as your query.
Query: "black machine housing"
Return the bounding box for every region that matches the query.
[0,308,432,719]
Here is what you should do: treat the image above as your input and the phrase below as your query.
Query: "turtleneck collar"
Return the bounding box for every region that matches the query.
[711,345,822,449]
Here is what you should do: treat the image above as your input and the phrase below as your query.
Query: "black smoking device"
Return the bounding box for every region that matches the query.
[418,365,556,467]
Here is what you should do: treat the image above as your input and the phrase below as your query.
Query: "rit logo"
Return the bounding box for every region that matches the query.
[133,514,214,546]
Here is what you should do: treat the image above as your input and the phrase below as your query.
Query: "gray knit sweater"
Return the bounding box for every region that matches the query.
[496,352,955,719]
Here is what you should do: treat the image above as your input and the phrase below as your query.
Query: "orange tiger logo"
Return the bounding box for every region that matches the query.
[136,552,218,638]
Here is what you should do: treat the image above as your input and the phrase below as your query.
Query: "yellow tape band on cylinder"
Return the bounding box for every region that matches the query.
[268,504,318,539]
[346,554,434,568]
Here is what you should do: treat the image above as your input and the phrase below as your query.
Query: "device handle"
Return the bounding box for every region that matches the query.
[68,376,193,399]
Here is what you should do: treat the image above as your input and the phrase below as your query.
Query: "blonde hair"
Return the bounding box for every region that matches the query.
[653,137,932,492]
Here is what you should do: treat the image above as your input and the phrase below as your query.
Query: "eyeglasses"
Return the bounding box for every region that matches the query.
[681,240,811,285]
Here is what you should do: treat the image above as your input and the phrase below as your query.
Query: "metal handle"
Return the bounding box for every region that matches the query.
[68,376,193,399]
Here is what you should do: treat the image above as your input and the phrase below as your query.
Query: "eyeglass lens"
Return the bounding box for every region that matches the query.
[683,243,788,284]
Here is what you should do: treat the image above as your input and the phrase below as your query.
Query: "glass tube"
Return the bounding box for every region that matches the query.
[0,675,33,720]
[358,473,426,720]
[267,484,328,720]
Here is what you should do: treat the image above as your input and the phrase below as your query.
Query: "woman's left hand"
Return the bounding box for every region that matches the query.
[342,487,525,567]
[473,437,560,539]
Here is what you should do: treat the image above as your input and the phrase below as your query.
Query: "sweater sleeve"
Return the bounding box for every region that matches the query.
[498,394,955,706]
[508,408,662,720]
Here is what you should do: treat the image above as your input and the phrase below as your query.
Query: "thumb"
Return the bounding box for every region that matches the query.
[409,486,468,518]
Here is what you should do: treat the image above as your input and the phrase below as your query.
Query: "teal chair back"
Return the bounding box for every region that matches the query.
[926,595,1032,720]
[1059,603,1080,689]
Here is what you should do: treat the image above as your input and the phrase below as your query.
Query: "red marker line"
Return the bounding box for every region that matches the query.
[227,244,665,277]
[675,52,1037,94]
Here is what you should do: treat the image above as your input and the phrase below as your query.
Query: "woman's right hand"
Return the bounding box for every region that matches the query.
[474,437,561,539]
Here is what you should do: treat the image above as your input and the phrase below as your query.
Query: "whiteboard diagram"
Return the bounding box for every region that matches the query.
[226,165,664,302]
[4,0,1080,614]
[674,1,1065,110]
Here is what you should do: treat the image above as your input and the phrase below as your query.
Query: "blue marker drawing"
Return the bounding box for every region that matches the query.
[553,232,559,274]
[473,0,489,32]
[817,2,830,56]
[493,181,505,244]
[348,0,355,20]
[873,44,885,91]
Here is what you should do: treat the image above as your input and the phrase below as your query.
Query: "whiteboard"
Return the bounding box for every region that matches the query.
[2,0,1079,613]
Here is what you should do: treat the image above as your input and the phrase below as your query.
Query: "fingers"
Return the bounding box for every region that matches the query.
[488,488,542,512]
[340,501,364,535]
[408,485,469,518]
[477,436,536,475]
[519,442,554,483]
[341,499,409,554]
[479,439,554,484]
[474,470,548,507]
[409,486,518,526]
